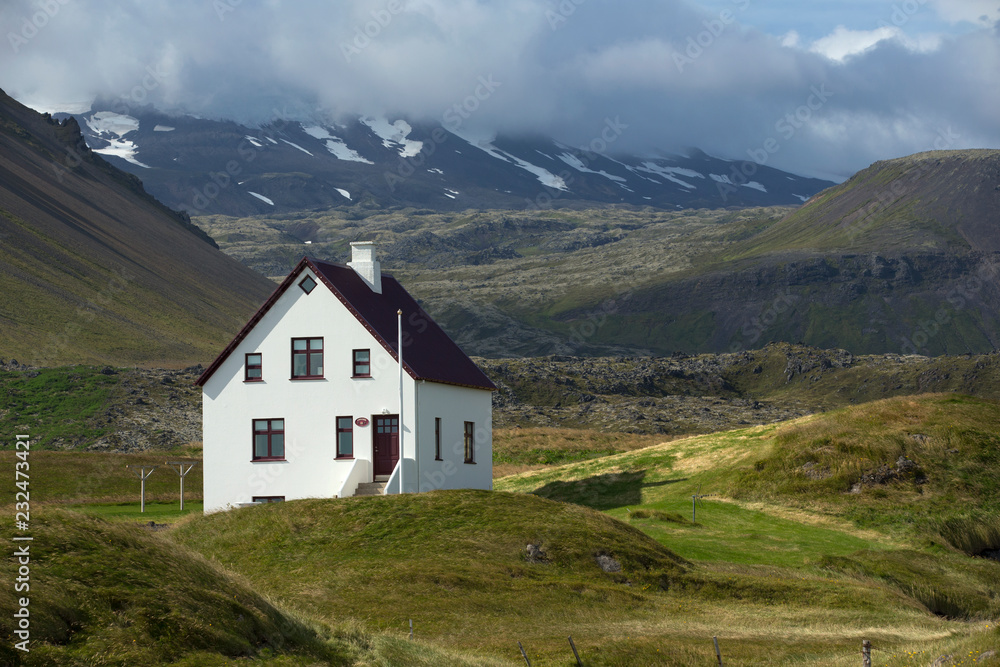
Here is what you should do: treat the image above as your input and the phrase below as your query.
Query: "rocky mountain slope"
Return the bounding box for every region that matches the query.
[195,177,1000,358]
[64,105,834,214]
[0,88,276,365]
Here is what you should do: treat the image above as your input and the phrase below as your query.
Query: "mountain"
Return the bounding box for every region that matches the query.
[65,106,835,215]
[0,89,276,366]
[194,151,1000,357]
[728,150,1000,256]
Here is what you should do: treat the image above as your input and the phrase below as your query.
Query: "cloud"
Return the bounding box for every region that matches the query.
[809,25,943,62]
[930,0,1000,26]
[0,0,998,181]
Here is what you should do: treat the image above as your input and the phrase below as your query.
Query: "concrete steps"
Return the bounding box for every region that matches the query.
[354,482,386,496]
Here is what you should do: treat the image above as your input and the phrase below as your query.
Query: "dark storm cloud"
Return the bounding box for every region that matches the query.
[1,0,998,179]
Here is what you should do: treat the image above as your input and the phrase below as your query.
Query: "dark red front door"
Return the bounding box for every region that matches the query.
[373,415,399,477]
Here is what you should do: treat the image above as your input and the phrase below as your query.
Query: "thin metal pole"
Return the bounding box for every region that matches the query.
[141,475,146,512]
[518,641,531,666]
[714,636,723,666]
[398,308,404,494]
[409,619,413,640]
[568,636,583,666]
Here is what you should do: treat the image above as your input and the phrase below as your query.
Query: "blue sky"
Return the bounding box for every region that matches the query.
[1,0,998,180]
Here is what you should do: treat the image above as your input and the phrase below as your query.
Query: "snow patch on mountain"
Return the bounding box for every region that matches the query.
[711,173,767,192]
[244,136,264,148]
[84,112,149,168]
[248,191,274,205]
[153,125,175,132]
[638,162,701,189]
[451,129,568,191]
[302,125,373,164]
[557,152,626,183]
[281,139,314,156]
[360,116,422,158]
[335,188,351,200]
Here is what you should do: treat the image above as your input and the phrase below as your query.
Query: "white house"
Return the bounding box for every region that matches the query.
[196,242,495,512]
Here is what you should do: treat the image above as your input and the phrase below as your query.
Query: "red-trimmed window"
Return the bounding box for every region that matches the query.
[435,417,442,460]
[336,416,353,458]
[464,421,475,464]
[245,353,262,382]
[353,349,371,377]
[253,419,285,460]
[299,275,317,294]
[253,496,285,503]
[291,338,323,379]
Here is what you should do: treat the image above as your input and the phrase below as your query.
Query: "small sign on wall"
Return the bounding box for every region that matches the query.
[355,417,370,427]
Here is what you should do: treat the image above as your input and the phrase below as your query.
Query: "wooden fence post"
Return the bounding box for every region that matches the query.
[862,639,871,667]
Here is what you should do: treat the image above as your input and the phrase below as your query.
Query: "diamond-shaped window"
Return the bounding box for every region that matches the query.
[299,275,317,294]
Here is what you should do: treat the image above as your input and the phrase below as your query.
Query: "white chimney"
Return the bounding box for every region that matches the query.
[348,241,382,294]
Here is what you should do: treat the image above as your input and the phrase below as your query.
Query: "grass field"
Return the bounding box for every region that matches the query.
[3,393,998,665]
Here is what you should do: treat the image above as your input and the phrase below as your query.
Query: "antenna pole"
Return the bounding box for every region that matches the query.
[398,308,404,494]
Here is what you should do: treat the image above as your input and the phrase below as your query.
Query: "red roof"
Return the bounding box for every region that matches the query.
[196,257,496,391]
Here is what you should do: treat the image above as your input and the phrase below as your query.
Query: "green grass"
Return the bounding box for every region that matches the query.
[67,500,204,522]
[0,450,203,503]
[0,366,120,447]
[0,507,352,666]
[8,391,1000,664]
[493,427,670,476]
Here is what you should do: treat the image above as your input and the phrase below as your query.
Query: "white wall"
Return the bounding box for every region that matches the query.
[412,381,493,493]
[202,267,493,512]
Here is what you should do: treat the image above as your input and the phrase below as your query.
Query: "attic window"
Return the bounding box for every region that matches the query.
[299,275,317,294]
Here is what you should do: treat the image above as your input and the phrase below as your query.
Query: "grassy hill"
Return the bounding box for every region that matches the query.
[728,150,1000,257]
[4,392,1000,664]
[0,508,512,666]
[498,394,1000,619]
[0,89,275,366]
[0,508,351,666]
